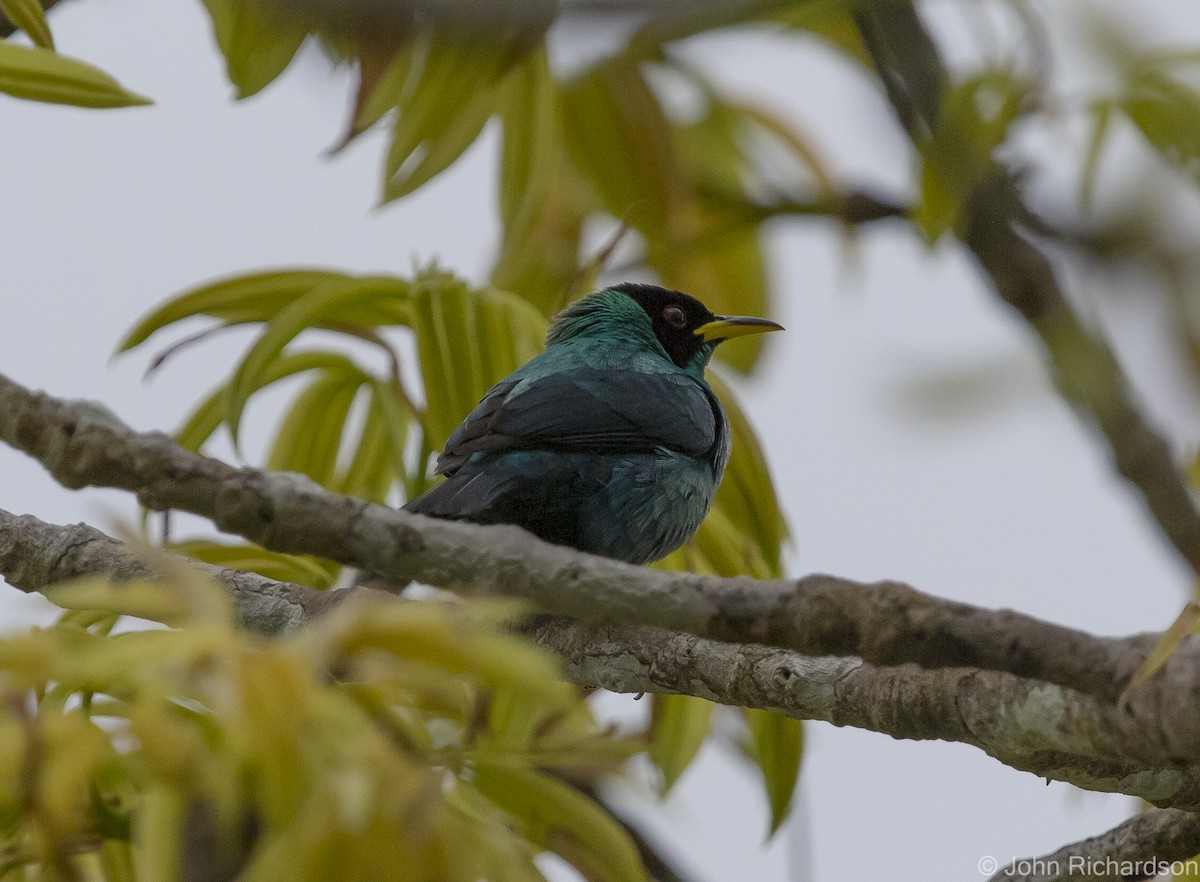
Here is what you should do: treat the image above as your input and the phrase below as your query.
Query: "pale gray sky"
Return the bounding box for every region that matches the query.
[3,1,1199,879]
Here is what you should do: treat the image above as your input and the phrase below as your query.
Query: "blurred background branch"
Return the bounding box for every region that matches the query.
[853,0,1200,577]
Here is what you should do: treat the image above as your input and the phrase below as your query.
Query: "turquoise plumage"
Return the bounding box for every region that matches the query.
[404,283,781,564]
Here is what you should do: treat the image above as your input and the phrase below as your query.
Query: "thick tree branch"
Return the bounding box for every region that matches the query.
[7,508,1200,812]
[7,372,1200,763]
[853,0,1200,578]
[527,616,1200,810]
[992,808,1200,882]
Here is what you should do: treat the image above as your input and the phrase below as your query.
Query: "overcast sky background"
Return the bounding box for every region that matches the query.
[4,0,1200,879]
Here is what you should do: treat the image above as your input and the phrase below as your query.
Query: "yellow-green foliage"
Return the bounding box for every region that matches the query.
[0,571,644,880]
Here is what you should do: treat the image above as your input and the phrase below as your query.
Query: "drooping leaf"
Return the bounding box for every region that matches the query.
[1080,100,1114,210]
[376,26,546,202]
[707,371,788,575]
[771,0,869,67]
[642,85,776,373]
[333,380,408,504]
[117,269,354,353]
[742,708,802,836]
[408,275,547,452]
[169,540,340,590]
[562,59,680,243]
[1119,67,1200,185]
[0,0,53,48]
[334,35,409,149]
[381,50,505,201]
[1119,601,1200,706]
[473,761,648,882]
[649,694,714,794]
[174,351,365,453]
[201,0,308,99]
[266,365,368,487]
[223,276,411,444]
[0,41,150,107]
[491,153,594,318]
[490,47,587,315]
[913,70,1028,241]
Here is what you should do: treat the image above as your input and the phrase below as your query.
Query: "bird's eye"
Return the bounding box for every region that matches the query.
[662,306,687,329]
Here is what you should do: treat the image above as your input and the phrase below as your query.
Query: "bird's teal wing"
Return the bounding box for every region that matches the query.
[434,367,719,475]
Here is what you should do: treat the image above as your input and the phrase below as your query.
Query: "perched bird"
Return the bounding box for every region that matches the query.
[404,283,783,564]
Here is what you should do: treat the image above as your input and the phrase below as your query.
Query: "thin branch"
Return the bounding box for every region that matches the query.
[992,808,1200,882]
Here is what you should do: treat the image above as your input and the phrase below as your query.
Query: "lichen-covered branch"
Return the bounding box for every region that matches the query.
[6,508,1200,812]
[853,0,1200,578]
[992,808,1200,882]
[526,616,1200,810]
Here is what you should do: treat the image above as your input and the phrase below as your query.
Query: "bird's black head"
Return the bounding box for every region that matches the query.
[546,282,783,370]
[610,283,719,369]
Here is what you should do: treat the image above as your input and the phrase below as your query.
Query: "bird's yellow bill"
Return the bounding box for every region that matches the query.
[694,315,784,342]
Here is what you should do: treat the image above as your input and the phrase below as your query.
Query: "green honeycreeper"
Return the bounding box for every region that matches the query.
[404,283,782,564]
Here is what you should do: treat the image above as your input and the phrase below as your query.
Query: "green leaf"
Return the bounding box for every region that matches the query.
[771,0,870,67]
[473,762,648,882]
[742,708,802,836]
[169,540,339,589]
[490,156,593,318]
[644,90,774,373]
[0,41,150,107]
[118,269,354,353]
[707,372,787,575]
[409,276,547,453]
[491,48,574,315]
[1119,67,1200,185]
[382,60,504,201]
[201,0,308,99]
[333,381,407,504]
[377,29,545,202]
[224,276,412,444]
[562,59,680,242]
[1119,601,1200,706]
[267,366,367,487]
[497,50,558,235]
[0,0,53,49]
[352,36,423,135]
[649,694,714,793]
[1080,100,1113,211]
[174,351,364,453]
[913,70,1027,241]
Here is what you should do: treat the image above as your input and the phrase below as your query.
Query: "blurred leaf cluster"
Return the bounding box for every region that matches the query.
[0,570,645,880]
